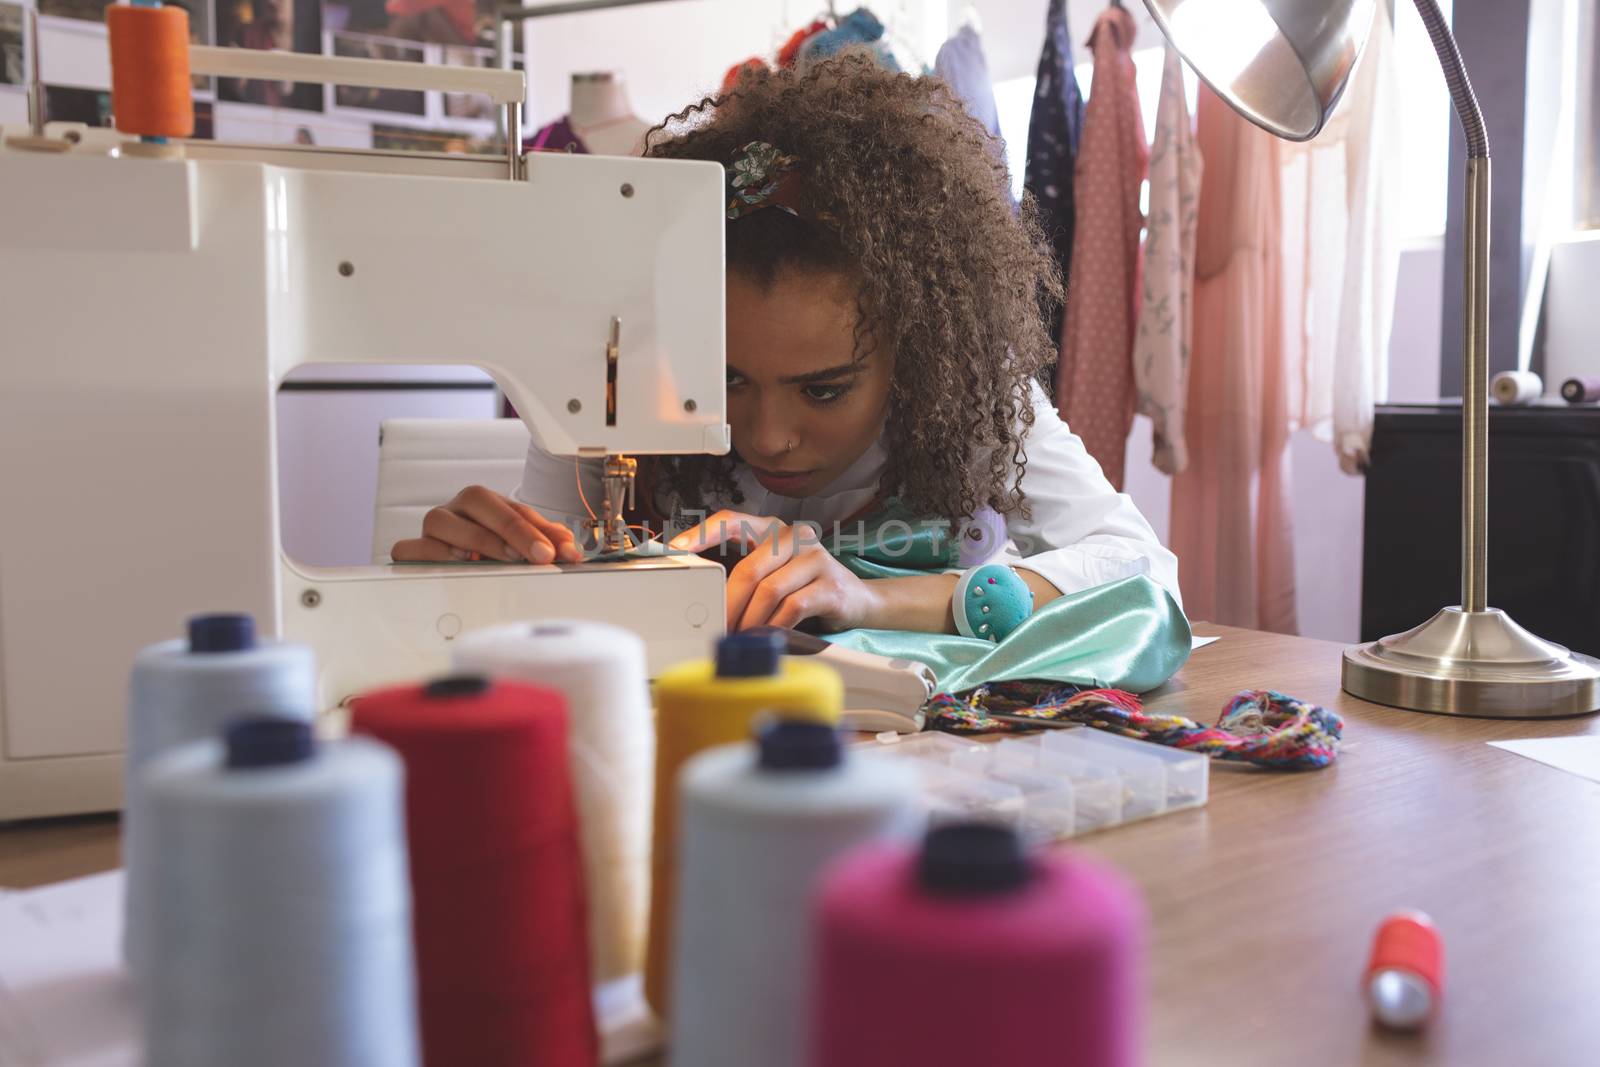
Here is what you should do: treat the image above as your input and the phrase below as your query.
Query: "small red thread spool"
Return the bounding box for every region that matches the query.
[1365,910,1443,1031]
[106,4,195,139]
[352,675,597,1067]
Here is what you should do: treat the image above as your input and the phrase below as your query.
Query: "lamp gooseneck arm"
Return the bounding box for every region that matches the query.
[1413,0,1491,613]
[1413,0,1488,158]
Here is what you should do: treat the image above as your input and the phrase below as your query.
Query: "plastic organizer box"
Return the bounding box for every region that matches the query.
[855,728,1209,843]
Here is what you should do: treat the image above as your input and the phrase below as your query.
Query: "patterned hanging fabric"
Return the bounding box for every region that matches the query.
[1023,0,1086,348]
[1055,4,1148,490]
[1135,46,1203,476]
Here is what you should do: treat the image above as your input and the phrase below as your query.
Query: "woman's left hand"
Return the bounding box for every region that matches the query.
[668,510,881,632]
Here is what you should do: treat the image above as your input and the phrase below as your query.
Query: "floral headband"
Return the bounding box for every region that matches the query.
[725,141,805,221]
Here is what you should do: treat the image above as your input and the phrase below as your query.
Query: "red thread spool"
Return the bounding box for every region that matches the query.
[1365,910,1443,1030]
[811,824,1143,1067]
[106,4,195,139]
[351,675,597,1067]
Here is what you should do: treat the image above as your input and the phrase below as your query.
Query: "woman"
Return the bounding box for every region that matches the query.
[392,54,1178,636]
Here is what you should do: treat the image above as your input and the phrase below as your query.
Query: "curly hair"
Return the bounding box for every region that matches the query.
[642,51,1063,528]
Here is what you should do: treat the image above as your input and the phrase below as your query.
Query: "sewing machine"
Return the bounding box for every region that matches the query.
[0,50,728,819]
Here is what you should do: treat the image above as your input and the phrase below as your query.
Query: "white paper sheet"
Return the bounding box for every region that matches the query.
[0,870,660,1066]
[0,871,138,1067]
[1191,635,1221,650]
[1488,736,1600,785]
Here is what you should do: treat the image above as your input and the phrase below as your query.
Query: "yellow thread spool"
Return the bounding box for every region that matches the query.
[644,650,842,1015]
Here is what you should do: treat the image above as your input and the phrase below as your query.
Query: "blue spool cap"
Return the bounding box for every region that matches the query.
[917,822,1032,895]
[188,613,257,654]
[757,718,841,771]
[423,674,492,699]
[225,716,315,769]
[715,631,784,678]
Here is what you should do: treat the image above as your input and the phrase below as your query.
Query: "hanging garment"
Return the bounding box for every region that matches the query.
[525,117,589,154]
[798,9,900,72]
[1024,0,1086,347]
[721,57,768,93]
[1134,46,1203,476]
[777,19,829,69]
[1055,4,1148,490]
[1280,5,1400,473]
[1168,87,1297,634]
[934,23,1001,140]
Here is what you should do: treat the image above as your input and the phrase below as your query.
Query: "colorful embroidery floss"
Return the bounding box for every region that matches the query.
[810,823,1143,1067]
[925,683,1343,769]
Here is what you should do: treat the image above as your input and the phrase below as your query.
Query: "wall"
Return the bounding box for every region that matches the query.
[278,367,498,567]
[518,0,946,132]
[1542,231,1600,389]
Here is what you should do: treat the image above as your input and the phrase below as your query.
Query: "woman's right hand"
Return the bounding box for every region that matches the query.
[391,485,583,564]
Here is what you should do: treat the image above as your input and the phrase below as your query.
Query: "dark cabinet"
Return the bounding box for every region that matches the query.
[1362,402,1600,657]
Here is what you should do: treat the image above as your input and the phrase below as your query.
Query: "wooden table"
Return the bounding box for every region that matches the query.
[4,625,1598,1065]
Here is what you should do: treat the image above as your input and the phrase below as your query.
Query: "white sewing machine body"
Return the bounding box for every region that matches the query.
[0,130,729,819]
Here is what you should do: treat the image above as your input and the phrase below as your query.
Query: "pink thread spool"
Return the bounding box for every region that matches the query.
[810,823,1143,1067]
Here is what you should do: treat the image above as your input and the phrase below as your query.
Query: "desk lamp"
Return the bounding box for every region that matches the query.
[1140,0,1600,717]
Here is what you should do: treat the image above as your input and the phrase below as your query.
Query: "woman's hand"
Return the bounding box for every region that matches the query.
[391,485,583,564]
[669,510,882,632]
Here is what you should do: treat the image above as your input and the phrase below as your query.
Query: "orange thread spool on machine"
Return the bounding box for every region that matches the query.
[106,0,194,143]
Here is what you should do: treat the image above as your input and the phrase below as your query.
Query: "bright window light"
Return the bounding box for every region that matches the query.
[1168,0,1280,90]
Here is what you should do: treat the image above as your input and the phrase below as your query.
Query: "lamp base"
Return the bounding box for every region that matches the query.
[1343,607,1600,718]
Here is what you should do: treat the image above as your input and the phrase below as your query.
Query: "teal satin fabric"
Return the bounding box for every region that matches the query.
[818,504,1191,695]
[827,574,1190,694]
[821,502,960,579]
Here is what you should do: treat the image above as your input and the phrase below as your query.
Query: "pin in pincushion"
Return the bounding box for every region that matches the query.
[953,564,1034,643]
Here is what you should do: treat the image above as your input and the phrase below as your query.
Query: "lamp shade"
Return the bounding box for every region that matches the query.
[1140,0,1375,141]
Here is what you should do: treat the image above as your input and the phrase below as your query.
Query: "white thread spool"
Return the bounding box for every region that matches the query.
[1491,370,1543,406]
[668,721,919,1067]
[452,619,653,983]
[140,719,418,1067]
[124,613,316,972]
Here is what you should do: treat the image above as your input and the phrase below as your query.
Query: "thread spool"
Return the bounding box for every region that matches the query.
[1365,910,1443,1030]
[351,675,597,1067]
[669,720,918,1067]
[1560,376,1600,404]
[140,718,419,1067]
[811,823,1144,1067]
[123,613,316,972]
[645,631,843,1015]
[1490,370,1542,406]
[451,619,652,984]
[107,3,194,140]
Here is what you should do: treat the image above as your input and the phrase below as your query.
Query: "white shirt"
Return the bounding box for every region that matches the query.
[514,381,1181,606]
